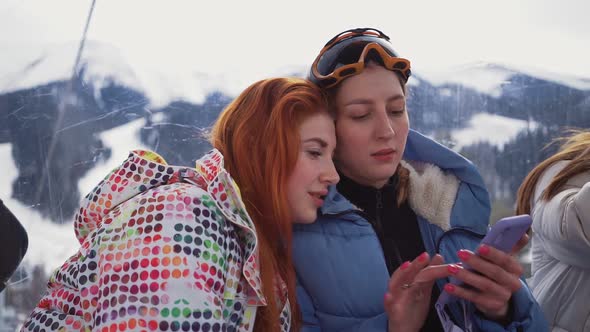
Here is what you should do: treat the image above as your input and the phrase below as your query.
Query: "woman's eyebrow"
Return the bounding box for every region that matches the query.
[387,95,405,103]
[303,137,328,147]
[344,94,404,107]
[343,98,372,107]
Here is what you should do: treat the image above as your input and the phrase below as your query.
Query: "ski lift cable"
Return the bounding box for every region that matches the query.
[33,0,98,212]
[71,0,97,80]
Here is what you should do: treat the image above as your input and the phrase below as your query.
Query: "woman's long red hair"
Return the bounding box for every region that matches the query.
[210,77,328,331]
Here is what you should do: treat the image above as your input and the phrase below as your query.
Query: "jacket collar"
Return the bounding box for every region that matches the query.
[189,149,266,304]
[320,130,490,232]
[320,185,356,215]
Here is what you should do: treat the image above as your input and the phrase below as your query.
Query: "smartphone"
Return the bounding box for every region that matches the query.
[438,214,532,304]
[479,214,532,253]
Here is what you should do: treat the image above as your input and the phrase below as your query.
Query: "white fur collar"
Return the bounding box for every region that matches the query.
[401,160,460,231]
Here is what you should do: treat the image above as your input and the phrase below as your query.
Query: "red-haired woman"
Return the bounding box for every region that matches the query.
[22,77,339,332]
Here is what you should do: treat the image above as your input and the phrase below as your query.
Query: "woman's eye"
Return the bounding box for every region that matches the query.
[351,113,368,120]
[307,150,322,158]
[389,109,405,116]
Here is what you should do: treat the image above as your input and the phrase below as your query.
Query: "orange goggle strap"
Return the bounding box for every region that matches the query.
[311,42,411,89]
[323,29,385,48]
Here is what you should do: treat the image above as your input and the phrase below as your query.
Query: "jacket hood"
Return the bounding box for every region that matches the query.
[73,149,269,305]
[74,150,179,243]
[73,149,256,248]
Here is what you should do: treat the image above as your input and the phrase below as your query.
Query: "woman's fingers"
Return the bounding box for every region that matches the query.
[388,252,431,293]
[457,248,523,293]
[385,253,440,332]
[430,253,445,266]
[510,234,530,255]
[445,264,512,300]
[412,256,451,284]
[443,281,509,318]
[477,245,524,277]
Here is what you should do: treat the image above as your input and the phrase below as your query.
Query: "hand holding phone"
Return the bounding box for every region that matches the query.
[438,214,532,304]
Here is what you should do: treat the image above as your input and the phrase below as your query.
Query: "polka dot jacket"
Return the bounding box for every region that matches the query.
[21,149,291,332]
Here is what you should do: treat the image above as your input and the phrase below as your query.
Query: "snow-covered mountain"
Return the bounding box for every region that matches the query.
[0,41,307,108]
[418,61,590,97]
[3,41,589,107]
[1,42,141,97]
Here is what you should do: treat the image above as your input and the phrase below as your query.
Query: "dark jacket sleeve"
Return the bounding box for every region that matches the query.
[471,280,549,332]
[0,198,28,292]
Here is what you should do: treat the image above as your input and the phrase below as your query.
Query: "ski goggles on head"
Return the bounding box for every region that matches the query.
[309,28,411,89]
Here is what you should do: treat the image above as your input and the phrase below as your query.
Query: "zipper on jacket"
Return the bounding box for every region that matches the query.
[374,189,404,273]
[375,190,383,231]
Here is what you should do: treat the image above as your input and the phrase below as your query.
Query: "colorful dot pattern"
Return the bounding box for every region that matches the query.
[21,149,291,332]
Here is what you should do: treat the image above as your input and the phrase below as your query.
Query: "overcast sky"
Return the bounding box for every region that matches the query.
[1,0,589,83]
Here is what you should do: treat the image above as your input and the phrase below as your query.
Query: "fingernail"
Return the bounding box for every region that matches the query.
[447,264,460,274]
[444,284,456,293]
[400,261,411,270]
[418,252,429,262]
[457,250,471,261]
[478,245,490,255]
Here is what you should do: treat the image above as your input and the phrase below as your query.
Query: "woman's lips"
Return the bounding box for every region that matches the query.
[371,149,395,161]
[309,192,327,207]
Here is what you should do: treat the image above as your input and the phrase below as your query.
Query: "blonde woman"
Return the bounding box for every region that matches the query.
[517,130,590,332]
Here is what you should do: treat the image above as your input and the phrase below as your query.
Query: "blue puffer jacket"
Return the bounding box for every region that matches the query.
[293,130,548,332]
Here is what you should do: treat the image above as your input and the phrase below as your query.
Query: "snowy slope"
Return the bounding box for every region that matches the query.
[419,62,590,97]
[451,113,538,151]
[0,143,78,274]
[77,117,149,195]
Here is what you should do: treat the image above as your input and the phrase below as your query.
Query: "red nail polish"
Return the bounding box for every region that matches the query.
[457,250,471,261]
[400,261,411,270]
[478,245,490,255]
[418,252,429,262]
[444,284,456,293]
[447,264,460,274]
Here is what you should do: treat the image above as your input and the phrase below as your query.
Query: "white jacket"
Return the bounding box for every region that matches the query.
[529,160,590,332]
